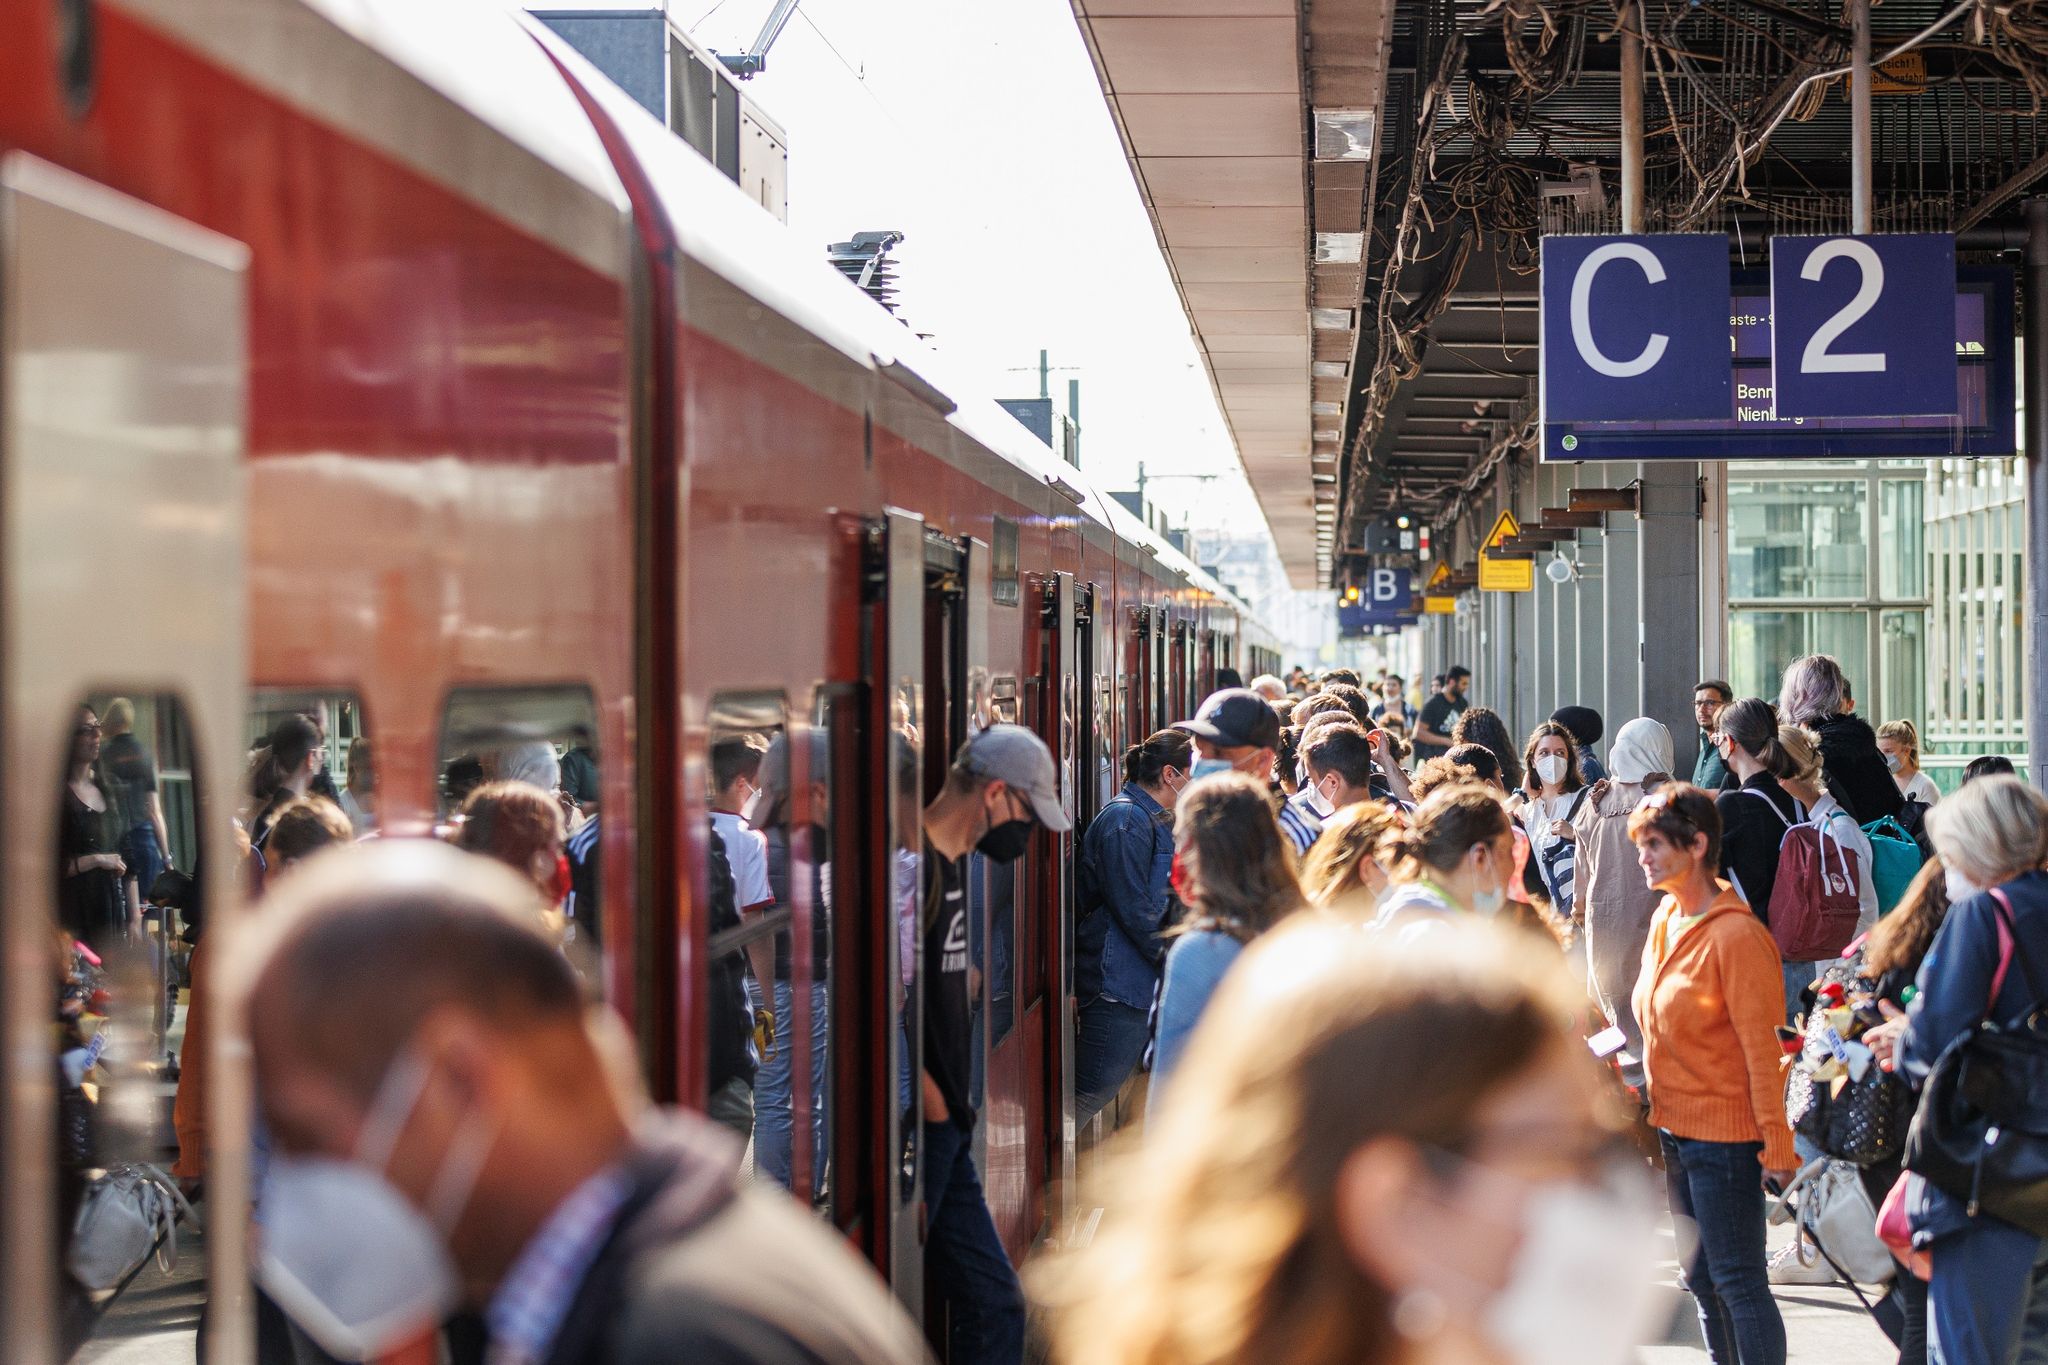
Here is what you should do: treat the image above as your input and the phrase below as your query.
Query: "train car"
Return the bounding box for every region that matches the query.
[0,0,1279,1358]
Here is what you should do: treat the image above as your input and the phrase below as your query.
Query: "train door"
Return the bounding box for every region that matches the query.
[1039,573,1079,1226]
[1123,606,1149,746]
[0,157,249,1364]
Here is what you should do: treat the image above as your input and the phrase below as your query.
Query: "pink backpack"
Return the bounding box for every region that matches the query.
[1745,791,1862,961]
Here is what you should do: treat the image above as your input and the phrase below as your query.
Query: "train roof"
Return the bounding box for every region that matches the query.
[515,14,1277,645]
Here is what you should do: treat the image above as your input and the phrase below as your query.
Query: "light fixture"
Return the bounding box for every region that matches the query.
[1311,472,1337,484]
[1311,360,1349,379]
[1314,428,1341,443]
[1311,307,1354,330]
[1311,400,1341,417]
[1545,549,1579,584]
[1315,232,1364,264]
[1312,109,1377,161]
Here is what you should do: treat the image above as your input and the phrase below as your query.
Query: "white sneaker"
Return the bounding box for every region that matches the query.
[1768,1240,1837,1285]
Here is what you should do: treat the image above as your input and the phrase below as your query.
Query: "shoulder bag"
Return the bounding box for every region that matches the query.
[1902,887,2048,1236]
[68,1161,190,1293]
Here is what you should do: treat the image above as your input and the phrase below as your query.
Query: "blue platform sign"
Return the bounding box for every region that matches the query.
[1770,234,1957,418]
[1340,567,1415,633]
[1541,234,1732,422]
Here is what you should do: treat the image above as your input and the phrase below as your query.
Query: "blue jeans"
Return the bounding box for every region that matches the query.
[753,980,828,1198]
[922,1119,1024,1365]
[1928,1215,2048,1365]
[120,824,166,906]
[1782,960,1820,1024]
[1661,1133,1786,1365]
[1074,996,1150,1127]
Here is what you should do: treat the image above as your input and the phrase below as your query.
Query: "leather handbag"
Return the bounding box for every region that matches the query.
[1903,888,2048,1236]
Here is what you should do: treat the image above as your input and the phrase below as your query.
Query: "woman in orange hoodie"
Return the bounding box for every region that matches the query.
[1630,783,1797,1365]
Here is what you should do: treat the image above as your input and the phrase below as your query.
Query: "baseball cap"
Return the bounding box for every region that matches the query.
[1174,688,1282,752]
[956,724,1072,831]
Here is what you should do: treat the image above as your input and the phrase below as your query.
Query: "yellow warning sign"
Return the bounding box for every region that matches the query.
[1423,561,1457,614]
[1478,509,1534,593]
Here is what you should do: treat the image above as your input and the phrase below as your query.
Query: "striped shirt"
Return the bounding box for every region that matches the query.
[1278,789,1324,856]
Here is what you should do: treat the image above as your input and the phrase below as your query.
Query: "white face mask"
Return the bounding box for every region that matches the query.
[1884,752,1904,774]
[1534,754,1566,787]
[1467,844,1509,916]
[1484,1179,1664,1365]
[1307,777,1338,818]
[1944,866,1984,903]
[257,1050,497,1361]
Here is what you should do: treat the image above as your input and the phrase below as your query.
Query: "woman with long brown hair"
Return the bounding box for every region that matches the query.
[1298,801,1404,914]
[1042,916,1660,1365]
[1146,772,1302,1116]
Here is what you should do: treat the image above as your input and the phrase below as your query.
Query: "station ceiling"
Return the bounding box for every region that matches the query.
[1073,0,2048,588]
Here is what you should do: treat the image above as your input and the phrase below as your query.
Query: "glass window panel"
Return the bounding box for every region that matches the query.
[1879,478,1926,599]
[1878,610,1926,737]
[1730,609,1870,705]
[1727,479,1869,600]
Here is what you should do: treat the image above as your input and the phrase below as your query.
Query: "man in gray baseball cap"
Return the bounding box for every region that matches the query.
[912,720,1068,1365]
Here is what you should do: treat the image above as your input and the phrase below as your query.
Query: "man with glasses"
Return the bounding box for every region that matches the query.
[1691,680,1735,791]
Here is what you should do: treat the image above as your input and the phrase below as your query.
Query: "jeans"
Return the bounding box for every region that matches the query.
[120,824,166,907]
[1661,1133,1787,1365]
[1927,1216,2048,1365]
[922,1118,1025,1365]
[754,980,828,1197]
[1074,996,1151,1127]
[1782,960,1820,1024]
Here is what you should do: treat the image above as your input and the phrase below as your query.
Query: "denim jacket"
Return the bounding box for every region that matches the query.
[1901,869,2048,1243]
[1077,783,1177,1009]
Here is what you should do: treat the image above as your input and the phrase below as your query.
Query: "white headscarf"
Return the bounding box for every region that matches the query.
[1608,718,1674,785]
[499,741,561,792]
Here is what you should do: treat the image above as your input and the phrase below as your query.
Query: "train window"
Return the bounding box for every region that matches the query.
[702,692,815,1198]
[52,692,205,1354]
[434,685,601,957]
[245,690,372,843]
[991,516,1020,606]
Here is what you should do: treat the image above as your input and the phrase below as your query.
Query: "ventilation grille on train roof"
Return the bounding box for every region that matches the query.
[827,230,905,315]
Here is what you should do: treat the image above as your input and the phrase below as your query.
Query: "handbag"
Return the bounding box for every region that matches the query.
[1778,1158,1895,1286]
[1902,887,2048,1236]
[1536,788,1590,916]
[67,1162,190,1292]
[1876,1171,1934,1281]
[1784,949,1915,1166]
[1860,815,1924,916]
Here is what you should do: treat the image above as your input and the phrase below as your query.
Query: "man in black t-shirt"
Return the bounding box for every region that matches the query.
[1414,665,1472,762]
[918,724,1070,1365]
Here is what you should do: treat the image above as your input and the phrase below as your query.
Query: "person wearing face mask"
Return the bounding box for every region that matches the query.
[1629,783,1796,1365]
[240,841,925,1365]
[1515,723,1588,921]
[1572,717,1673,1089]
[1075,729,1193,1126]
[1174,687,1282,787]
[1041,915,1662,1365]
[1297,800,1404,913]
[1549,705,1607,784]
[1147,773,1304,1119]
[1372,783,1518,931]
[918,723,1069,1365]
[1877,719,1941,807]
[1861,776,2048,1365]
[1279,722,1378,856]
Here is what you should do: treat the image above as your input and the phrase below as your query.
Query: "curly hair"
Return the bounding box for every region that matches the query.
[1298,802,1405,912]
[1450,707,1522,789]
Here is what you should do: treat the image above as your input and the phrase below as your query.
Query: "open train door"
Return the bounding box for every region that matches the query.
[0,157,249,1363]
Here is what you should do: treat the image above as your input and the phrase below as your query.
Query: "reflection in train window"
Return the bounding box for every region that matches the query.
[244,691,371,855]
[53,693,204,1356]
[436,685,601,952]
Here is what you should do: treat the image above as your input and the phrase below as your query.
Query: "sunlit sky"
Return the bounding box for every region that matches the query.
[667,0,1272,542]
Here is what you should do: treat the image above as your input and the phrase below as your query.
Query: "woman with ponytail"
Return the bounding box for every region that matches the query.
[1075,728,1194,1124]
[1708,698,1803,925]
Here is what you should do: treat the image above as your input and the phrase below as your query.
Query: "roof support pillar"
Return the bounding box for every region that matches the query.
[2023,197,2048,785]
[1851,0,1873,233]
[1620,2,1644,233]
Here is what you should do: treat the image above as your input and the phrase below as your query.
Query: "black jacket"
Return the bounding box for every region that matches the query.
[541,1116,928,1365]
[1812,714,1903,826]
[1716,774,1803,922]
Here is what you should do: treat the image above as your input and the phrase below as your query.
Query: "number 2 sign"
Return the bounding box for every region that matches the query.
[1769,233,1957,419]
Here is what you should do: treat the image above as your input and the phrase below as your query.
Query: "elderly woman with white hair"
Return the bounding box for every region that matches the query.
[1571,717,1673,1087]
[1778,653,1902,826]
[1866,775,2048,1364]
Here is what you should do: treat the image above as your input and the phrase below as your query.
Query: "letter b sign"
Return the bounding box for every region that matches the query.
[1540,234,1732,423]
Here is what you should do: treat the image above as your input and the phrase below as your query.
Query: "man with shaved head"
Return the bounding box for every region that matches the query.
[237,841,924,1365]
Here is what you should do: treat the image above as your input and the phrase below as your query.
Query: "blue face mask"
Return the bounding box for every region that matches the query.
[1189,757,1235,784]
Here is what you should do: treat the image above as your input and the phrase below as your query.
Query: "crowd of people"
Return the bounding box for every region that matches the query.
[1064,656,2044,1365]
[43,656,2048,1365]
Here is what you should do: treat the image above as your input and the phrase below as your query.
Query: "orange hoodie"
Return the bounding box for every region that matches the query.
[1632,881,1797,1170]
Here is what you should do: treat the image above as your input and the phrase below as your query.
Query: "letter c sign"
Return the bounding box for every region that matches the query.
[1540,234,1732,423]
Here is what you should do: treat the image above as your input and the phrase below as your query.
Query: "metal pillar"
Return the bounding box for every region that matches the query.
[1620,3,1644,233]
[1851,0,1873,233]
[2024,198,2048,785]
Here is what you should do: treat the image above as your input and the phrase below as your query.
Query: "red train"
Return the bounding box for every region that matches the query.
[0,0,1277,1357]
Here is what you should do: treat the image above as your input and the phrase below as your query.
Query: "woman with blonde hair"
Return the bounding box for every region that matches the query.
[1147,772,1302,1114]
[1041,916,1660,1365]
[1298,801,1404,912]
[1876,719,1940,807]
[1866,776,2048,1364]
